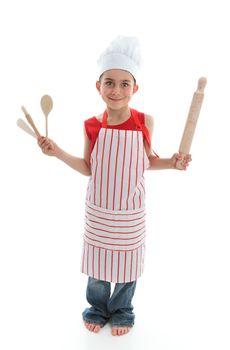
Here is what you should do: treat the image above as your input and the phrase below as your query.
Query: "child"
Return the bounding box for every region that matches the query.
[38,36,191,336]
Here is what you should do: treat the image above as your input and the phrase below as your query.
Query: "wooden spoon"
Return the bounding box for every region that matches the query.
[21,106,41,137]
[17,118,37,138]
[40,95,53,137]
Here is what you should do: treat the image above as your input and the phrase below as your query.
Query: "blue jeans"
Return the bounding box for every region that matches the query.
[82,277,137,327]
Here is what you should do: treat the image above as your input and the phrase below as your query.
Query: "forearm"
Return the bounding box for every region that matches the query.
[148,155,174,170]
[55,147,91,176]
[38,136,91,176]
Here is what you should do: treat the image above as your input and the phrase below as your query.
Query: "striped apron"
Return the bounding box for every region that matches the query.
[81,110,150,283]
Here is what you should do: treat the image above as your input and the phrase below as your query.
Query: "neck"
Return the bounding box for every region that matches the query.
[106,106,131,123]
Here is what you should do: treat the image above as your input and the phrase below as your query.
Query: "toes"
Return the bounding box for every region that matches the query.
[112,327,118,336]
[84,322,101,333]
[118,328,124,336]
[85,322,130,335]
[112,326,131,336]
[85,322,93,331]
[120,327,130,335]
[94,325,101,333]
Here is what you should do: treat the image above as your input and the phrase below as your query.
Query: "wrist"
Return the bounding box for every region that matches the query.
[169,158,176,169]
[54,144,63,158]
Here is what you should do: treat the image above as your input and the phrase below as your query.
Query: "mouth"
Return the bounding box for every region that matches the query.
[109,97,123,102]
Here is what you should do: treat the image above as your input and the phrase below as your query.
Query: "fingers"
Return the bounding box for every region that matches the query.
[174,153,192,170]
[37,136,55,155]
[183,154,192,165]
[183,154,192,162]
[180,153,192,170]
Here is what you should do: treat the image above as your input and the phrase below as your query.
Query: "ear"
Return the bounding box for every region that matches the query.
[96,81,101,93]
[133,84,139,94]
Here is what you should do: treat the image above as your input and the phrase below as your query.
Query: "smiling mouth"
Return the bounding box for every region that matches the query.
[109,97,123,101]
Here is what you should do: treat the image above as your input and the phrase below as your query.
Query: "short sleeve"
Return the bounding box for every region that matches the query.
[84,117,101,155]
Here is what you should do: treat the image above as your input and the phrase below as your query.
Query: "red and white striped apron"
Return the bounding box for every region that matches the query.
[81,110,149,283]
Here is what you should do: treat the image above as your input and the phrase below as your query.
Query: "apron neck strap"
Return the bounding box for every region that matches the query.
[131,109,152,150]
[102,110,108,128]
[131,109,142,130]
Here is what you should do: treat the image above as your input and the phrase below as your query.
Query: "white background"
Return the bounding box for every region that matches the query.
[0,0,230,349]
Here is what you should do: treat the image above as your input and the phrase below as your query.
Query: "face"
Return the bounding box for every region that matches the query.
[96,69,139,110]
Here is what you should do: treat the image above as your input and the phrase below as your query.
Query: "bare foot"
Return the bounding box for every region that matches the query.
[84,322,101,333]
[111,326,131,336]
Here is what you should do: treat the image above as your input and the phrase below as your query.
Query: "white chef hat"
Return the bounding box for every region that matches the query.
[97,36,142,81]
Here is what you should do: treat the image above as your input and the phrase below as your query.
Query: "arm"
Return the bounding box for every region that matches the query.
[37,127,92,176]
[144,114,191,171]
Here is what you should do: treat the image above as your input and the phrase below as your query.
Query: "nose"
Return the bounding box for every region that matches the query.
[111,86,120,95]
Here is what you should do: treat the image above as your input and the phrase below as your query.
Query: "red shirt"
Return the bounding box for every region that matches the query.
[85,109,151,156]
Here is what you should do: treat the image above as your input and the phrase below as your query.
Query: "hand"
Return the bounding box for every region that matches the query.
[37,136,57,156]
[171,153,192,170]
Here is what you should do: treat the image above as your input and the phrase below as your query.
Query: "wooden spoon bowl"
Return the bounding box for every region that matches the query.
[40,95,53,137]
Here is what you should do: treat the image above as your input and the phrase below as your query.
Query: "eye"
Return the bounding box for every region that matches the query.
[104,81,113,86]
[122,82,130,87]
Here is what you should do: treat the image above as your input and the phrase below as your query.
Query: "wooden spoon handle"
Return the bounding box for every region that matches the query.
[21,106,41,138]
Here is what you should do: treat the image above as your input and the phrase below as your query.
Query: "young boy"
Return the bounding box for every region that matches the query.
[38,36,191,336]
